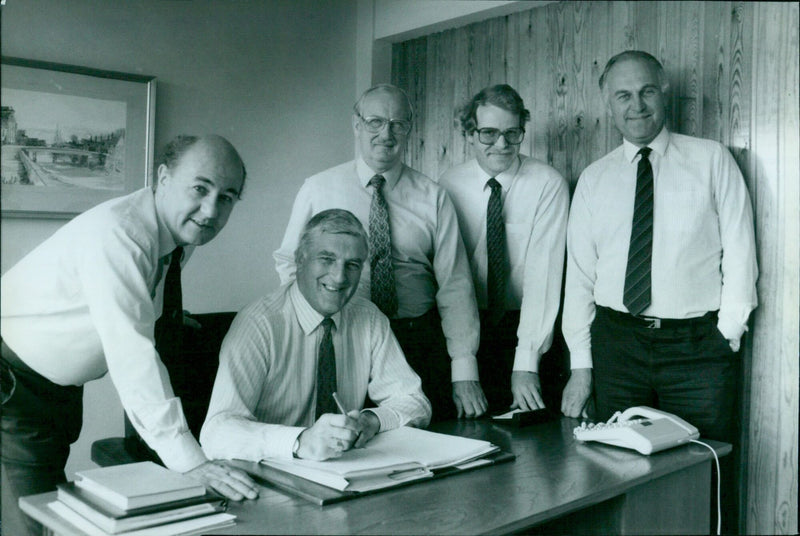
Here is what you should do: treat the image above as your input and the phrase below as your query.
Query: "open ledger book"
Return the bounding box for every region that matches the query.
[261,426,500,493]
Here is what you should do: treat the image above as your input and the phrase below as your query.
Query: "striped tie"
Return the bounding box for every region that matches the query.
[623,148,654,316]
[368,175,398,317]
[316,317,337,418]
[486,178,507,325]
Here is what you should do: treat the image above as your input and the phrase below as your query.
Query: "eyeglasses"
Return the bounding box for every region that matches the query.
[357,113,412,136]
[475,127,525,145]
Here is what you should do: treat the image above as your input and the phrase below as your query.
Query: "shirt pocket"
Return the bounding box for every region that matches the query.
[657,188,710,241]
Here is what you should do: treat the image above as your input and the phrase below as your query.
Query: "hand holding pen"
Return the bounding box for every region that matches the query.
[293,393,361,461]
[334,392,380,449]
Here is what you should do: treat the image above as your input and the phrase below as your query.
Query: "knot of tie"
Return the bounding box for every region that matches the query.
[369,174,386,189]
[487,177,502,191]
[638,147,652,160]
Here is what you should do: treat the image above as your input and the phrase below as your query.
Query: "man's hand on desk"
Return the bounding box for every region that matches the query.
[453,380,488,418]
[295,413,361,460]
[184,460,259,501]
[510,371,545,411]
[560,368,592,418]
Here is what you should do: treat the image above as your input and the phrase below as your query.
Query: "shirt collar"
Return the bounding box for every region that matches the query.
[622,127,670,163]
[152,188,180,259]
[477,155,521,192]
[356,157,403,190]
[289,282,342,335]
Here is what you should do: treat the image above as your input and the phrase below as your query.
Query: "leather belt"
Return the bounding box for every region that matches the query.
[598,306,717,330]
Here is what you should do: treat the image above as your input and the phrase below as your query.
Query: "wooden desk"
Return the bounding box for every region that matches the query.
[21,417,729,535]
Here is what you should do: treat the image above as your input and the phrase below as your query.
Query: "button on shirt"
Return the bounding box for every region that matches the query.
[0,188,205,472]
[273,158,480,381]
[562,128,758,369]
[200,283,432,461]
[439,156,569,373]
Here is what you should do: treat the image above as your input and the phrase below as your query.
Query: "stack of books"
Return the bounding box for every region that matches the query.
[46,461,236,535]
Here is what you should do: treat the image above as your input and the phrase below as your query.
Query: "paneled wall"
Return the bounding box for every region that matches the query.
[391,1,799,534]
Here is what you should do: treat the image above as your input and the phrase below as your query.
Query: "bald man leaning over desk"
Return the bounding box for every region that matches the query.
[1,135,259,536]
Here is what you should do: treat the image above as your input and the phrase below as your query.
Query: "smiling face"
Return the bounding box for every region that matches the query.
[603,57,667,146]
[296,231,367,317]
[469,104,522,177]
[353,88,411,173]
[155,137,244,246]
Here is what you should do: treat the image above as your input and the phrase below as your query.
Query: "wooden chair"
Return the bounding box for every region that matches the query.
[90,312,236,467]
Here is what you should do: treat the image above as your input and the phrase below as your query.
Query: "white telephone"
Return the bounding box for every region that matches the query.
[573,406,700,455]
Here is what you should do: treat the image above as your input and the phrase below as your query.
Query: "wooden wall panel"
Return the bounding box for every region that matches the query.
[392,1,799,534]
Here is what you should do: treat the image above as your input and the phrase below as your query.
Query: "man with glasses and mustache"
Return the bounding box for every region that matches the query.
[275,84,484,422]
[440,85,569,416]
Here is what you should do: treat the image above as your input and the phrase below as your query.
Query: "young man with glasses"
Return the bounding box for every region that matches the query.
[440,84,569,415]
[275,84,484,422]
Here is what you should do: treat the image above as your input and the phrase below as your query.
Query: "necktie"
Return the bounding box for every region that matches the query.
[157,246,184,359]
[623,148,654,316]
[316,317,337,418]
[162,246,184,324]
[486,178,507,325]
[368,175,398,317]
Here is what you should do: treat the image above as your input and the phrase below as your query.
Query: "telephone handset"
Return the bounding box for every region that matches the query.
[573,406,700,455]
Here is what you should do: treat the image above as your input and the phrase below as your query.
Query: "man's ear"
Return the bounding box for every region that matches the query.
[352,114,360,134]
[156,163,169,187]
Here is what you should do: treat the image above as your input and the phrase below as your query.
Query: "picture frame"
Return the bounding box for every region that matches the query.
[1,57,156,218]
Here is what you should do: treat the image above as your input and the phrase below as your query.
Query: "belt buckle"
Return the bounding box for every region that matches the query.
[642,317,661,329]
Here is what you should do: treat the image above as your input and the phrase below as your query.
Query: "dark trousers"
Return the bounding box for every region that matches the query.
[1,343,83,536]
[591,306,739,534]
[478,310,566,415]
[390,308,456,422]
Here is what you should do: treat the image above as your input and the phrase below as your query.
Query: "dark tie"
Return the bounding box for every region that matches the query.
[163,247,184,324]
[368,175,398,317]
[157,246,184,358]
[316,317,337,418]
[486,178,507,325]
[623,148,654,316]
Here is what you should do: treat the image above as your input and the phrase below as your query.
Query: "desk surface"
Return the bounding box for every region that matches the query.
[22,417,729,535]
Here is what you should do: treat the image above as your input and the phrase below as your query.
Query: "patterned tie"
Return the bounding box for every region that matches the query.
[623,148,654,316]
[368,175,398,317]
[316,317,337,418]
[486,178,507,325]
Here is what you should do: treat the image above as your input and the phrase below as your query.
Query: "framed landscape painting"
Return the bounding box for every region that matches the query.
[1,57,155,218]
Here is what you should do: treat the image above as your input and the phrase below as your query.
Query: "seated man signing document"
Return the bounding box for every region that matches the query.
[200,209,431,462]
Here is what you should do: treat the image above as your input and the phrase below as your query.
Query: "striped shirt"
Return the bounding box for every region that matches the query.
[200,283,431,461]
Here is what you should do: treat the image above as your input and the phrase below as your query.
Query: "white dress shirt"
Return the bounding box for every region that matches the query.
[273,158,481,381]
[439,156,569,373]
[200,283,432,461]
[562,128,758,369]
[0,188,206,472]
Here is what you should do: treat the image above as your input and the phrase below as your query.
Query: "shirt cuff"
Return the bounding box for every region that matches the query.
[568,349,593,370]
[450,355,479,382]
[158,433,208,473]
[717,314,747,344]
[269,426,306,460]
[363,407,398,432]
[512,348,542,374]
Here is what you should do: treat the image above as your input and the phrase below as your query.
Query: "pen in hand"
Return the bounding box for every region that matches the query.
[332,392,363,447]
